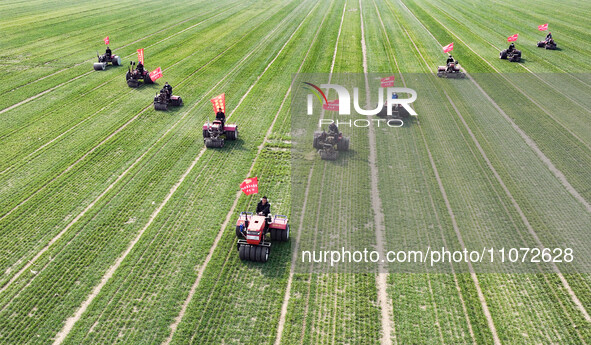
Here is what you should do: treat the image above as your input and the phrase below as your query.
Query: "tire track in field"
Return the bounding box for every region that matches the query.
[357,1,395,344]
[386,1,502,343]
[400,0,591,162]
[398,0,591,213]
[0,0,298,297]
[427,0,591,112]
[0,1,259,176]
[0,3,239,116]
[0,0,289,226]
[397,0,591,325]
[371,1,477,343]
[51,2,314,343]
[274,3,345,344]
[161,2,323,342]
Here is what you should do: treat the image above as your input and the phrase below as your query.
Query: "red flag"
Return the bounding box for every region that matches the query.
[380,76,395,88]
[103,36,110,45]
[442,42,454,53]
[538,23,548,31]
[507,34,518,42]
[137,48,144,64]
[240,177,258,195]
[210,93,225,113]
[323,99,339,111]
[149,67,162,81]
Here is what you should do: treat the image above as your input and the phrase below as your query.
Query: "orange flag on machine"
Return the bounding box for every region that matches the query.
[380,76,395,87]
[137,48,144,64]
[240,177,258,195]
[507,34,519,42]
[103,36,110,45]
[210,93,225,113]
[442,42,454,53]
[149,67,163,81]
[538,23,548,31]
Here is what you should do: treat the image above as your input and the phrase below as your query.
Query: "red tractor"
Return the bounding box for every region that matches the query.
[202,120,238,148]
[126,61,153,88]
[235,212,289,262]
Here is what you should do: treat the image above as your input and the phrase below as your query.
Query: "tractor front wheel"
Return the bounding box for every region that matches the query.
[259,247,269,263]
[239,245,247,260]
[337,137,349,151]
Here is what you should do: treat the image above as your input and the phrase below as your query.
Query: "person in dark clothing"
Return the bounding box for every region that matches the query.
[162,82,172,99]
[105,46,112,59]
[328,122,339,136]
[256,196,271,216]
[446,54,454,65]
[546,32,552,41]
[508,43,515,52]
[256,196,271,233]
[137,61,144,75]
[215,107,225,128]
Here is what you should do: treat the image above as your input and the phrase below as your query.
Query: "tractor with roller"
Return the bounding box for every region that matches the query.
[154,83,182,111]
[500,44,522,62]
[235,212,289,263]
[93,47,121,70]
[126,61,153,88]
[437,57,465,78]
[313,122,349,160]
[537,35,557,50]
[202,120,238,148]
[376,93,411,119]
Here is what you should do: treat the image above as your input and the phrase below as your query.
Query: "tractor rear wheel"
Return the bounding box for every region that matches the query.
[113,56,121,66]
[236,226,243,238]
[337,137,349,151]
[270,228,277,241]
[500,50,507,59]
[280,225,290,242]
[313,136,320,149]
[226,128,238,140]
[203,130,210,138]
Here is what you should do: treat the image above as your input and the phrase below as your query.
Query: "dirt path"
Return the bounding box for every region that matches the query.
[391,2,502,343]
[274,3,345,344]
[371,2,479,342]
[358,1,396,344]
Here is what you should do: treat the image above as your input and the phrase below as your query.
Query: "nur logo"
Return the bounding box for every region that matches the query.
[303,82,418,116]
